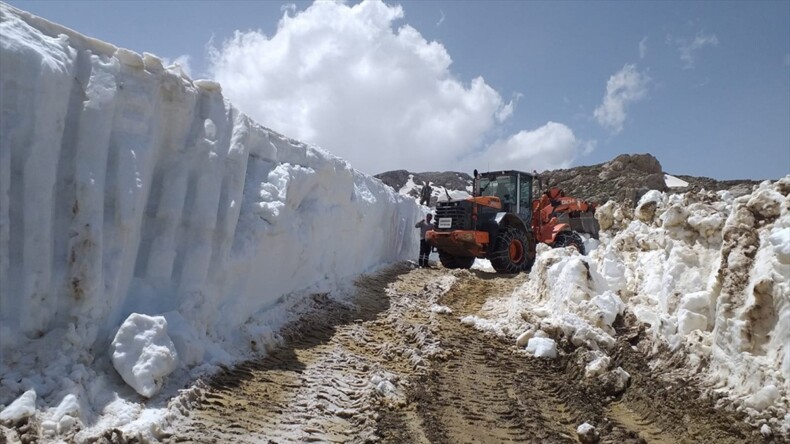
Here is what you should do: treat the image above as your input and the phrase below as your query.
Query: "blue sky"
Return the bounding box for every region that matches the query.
[8,0,790,180]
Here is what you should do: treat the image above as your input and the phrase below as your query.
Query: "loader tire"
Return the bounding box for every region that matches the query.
[438,251,475,270]
[489,227,533,274]
[554,231,585,255]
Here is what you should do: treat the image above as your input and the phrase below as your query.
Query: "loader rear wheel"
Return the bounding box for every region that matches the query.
[438,251,475,270]
[554,231,585,255]
[489,227,533,274]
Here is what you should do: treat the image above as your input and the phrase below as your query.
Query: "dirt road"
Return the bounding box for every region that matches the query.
[162,263,760,444]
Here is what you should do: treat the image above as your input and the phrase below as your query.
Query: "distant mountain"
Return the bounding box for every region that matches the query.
[373,169,474,203]
[374,153,763,205]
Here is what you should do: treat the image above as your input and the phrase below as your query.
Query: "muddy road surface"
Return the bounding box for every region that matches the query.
[163,264,760,444]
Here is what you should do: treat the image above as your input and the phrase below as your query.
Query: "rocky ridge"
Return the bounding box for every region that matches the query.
[375,154,764,205]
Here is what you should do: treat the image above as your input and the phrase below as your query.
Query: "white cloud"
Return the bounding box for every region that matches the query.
[674,31,719,69]
[464,122,586,172]
[208,1,586,175]
[639,36,647,59]
[593,64,650,134]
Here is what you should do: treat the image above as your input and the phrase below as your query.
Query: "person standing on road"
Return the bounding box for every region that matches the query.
[415,213,435,267]
[419,181,432,206]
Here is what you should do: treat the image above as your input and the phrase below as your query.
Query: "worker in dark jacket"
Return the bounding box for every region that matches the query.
[415,214,435,267]
[419,181,432,206]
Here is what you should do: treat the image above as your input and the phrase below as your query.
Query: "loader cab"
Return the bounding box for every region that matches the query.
[476,170,534,224]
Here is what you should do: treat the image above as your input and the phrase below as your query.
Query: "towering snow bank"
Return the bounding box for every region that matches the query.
[610,180,790,409]
[0,1,419,429]
[467,177,790,435]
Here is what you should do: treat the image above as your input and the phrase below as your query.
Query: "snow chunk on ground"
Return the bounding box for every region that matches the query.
[430,304,453,314]
[0,389,36,422]
[515,329,535,347]
[585,355,611,378]
[744,385,781,411]
[471,258,495,272]
[111,314,178,398]
[525,337,558,359]
[576,422,599,444]
[41,394,80,436]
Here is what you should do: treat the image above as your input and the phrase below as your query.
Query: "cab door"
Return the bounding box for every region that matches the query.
[517,174,533,225]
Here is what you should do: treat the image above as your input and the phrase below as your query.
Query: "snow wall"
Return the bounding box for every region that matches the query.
[0,3,419,406]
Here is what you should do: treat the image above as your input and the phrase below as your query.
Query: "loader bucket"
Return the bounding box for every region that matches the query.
[557,212,599,239]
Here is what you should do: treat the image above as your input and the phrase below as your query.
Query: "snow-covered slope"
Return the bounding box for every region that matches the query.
[396,173,472,206]
[0,3,420,437]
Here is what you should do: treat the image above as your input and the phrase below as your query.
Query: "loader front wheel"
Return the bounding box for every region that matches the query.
[554,231,585,255]
[438,251,475,270]
[489,227,533,274]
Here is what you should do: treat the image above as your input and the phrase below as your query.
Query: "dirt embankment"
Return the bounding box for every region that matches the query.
[104,263,764,444]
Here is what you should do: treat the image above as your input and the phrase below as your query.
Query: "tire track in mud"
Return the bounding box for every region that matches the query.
[162,263,760,444]
[380,271,584,444]
[165,264,453,444]
[598,322,758,444]
[377,270,759,444]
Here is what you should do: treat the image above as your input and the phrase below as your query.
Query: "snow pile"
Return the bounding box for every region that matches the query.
[397,173,472,205]
[0,4,420,440]
[467,177,790,433]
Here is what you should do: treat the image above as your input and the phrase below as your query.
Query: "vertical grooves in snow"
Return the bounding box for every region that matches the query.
[134,74,195,284]
[68,56,118,326]
[52,52,90,322]
[21,51,73,334]
[179,102,229,292]
[113,75,155,312]
[6,100,27,334]
[170,97,204,286]
[0,118,9,320]
[102,64,155,316]
[102,107,120,301]
[133,168,159,279]
[209,110,249,278]
[172,171,198,285]
[149,161,187,279]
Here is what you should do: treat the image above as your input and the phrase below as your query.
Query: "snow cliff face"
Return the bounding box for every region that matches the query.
[0,2,419,405]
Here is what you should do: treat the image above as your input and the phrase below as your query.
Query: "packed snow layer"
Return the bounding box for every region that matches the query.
[466,177,790,434]
[0,2,420,436]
